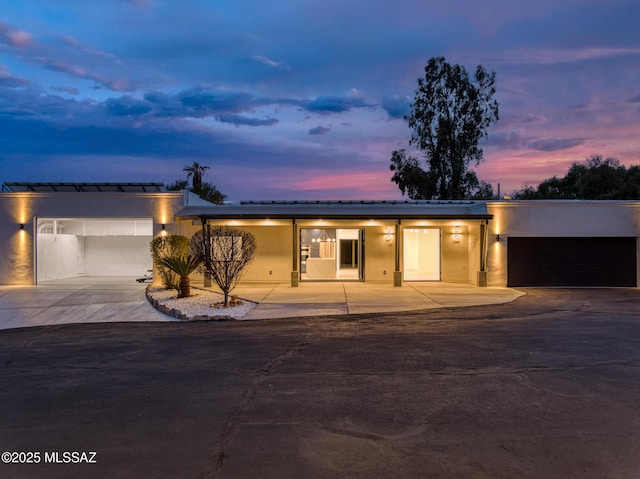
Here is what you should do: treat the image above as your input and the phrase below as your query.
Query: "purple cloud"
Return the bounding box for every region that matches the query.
[216,114,278,127]
[530,138,586,152]
[52,86,80,95]
[0,20,33,48]
[105,95,153,116]
[301,90,369,114]
[178,88,258,116]
[381,96,410,120]
[309,125,330,135]
[0,65,29,88]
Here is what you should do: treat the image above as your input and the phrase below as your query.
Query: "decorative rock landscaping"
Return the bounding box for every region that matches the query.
[145,285,257,321]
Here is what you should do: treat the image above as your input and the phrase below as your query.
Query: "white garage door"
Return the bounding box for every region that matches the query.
[36,218,153,282]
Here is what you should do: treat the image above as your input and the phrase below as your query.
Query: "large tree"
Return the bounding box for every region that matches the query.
[390,57,499,200]
[513,155,640,199]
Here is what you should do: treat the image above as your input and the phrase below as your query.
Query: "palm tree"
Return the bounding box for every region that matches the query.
[183,162,210,192]
[159,255,200,298]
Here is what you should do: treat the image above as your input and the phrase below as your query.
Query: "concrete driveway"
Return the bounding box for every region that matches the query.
[0,277,523,329]
[0,277,172,330]
[0,288,638,478]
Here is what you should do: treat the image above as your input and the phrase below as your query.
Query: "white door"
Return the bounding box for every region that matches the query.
[403,228,441,281]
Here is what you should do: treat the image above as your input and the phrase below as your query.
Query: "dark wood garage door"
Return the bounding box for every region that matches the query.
[507,237,637,287]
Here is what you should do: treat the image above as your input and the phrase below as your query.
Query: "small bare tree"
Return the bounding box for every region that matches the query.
[190,225,257,306]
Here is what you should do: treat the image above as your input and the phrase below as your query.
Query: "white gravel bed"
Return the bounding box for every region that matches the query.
[146,285,257,320]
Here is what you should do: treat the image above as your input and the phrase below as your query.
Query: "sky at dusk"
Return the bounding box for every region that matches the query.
[1,0,639,200]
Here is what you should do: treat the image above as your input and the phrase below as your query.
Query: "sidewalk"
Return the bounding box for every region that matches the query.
[209,281,525,319]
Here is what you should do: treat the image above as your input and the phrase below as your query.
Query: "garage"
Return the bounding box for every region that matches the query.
[507,237,637,287]
[36,218,153,283]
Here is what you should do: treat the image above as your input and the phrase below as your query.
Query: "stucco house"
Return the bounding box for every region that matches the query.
[1,182,638,288]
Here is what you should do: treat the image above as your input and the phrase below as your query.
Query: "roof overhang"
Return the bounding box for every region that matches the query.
[175,201,493,221]
[2,182,166,193]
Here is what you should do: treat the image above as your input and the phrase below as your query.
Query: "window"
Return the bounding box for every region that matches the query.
[300,228,363,280]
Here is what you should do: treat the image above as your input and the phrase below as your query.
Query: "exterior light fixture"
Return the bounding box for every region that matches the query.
[453,227,461,243]
[20,223,25,230]
[496,234,500,242]
[161,224,166,230]
[384,227,393,242]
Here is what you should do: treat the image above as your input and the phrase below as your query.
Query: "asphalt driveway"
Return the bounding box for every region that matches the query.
[0,288,639,478]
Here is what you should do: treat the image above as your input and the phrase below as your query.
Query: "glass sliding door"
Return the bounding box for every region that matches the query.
[403,228,441,281]
[300,228,363,280]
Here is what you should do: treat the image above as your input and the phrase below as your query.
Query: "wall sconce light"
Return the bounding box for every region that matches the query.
[453,227,461,243]
[161,224,166,230]
[20,223,25,230]
[496,234,501,242]
[384,227,393,242]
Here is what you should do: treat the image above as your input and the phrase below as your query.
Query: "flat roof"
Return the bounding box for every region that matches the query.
[1,182,166,193]
[176,200,493,220]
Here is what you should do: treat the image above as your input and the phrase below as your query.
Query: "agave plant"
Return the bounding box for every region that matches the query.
[159,255,201,298]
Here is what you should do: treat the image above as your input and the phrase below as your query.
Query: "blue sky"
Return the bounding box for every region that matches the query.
[1,0,639,199]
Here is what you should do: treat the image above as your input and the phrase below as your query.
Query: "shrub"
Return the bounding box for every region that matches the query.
[150,235,190,290]
[190,226,256,306]
[159,255,200,298]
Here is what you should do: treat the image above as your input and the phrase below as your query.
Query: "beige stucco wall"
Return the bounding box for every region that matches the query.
[237,225,293,282]
[441,225,470,282]
[9,196,636,288]
[189,219,399,284]
[401,220,484,284]
[0,192,184,285]
[181,219,294,283]
[486,201,640,287]
[362,223,396,282]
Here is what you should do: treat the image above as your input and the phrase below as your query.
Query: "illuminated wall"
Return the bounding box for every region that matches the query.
[441,225,471,282]
[0,192,184,285]
[486,201,640,287]
[0,194,34,284]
